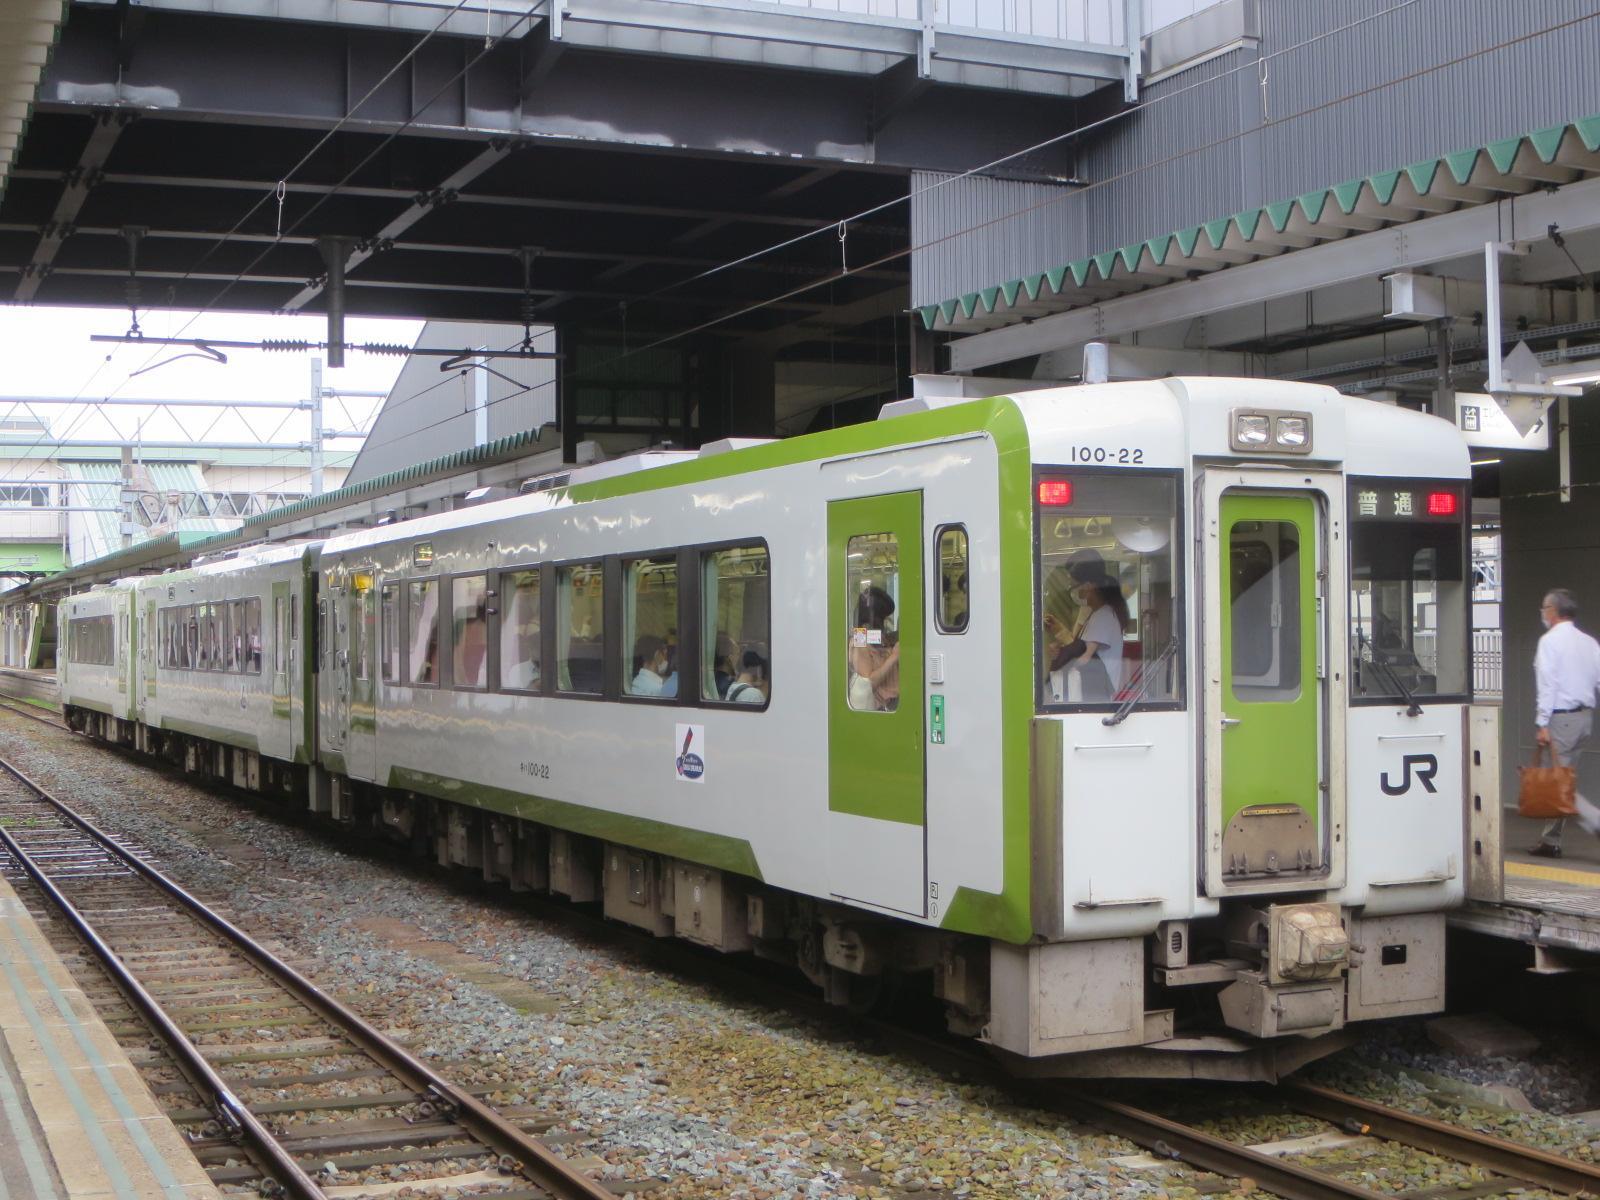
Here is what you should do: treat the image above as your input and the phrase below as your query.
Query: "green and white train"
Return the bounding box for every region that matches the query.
[58,378,1474,1078]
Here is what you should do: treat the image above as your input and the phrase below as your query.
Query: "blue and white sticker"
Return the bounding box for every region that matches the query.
[675,723,706,783]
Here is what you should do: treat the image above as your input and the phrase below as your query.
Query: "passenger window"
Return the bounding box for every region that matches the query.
[451,575,489,689]
[555,562,603,694]
[197,604,213,670]
[227,600,243,671]
[499,569,541,691]
[184,607,198,669]
[935,525,969,633]
[244,598,261,673]
[380,584,400,683]
[408,579,441,685]
[623,555,679,699]
[701,545,770,706]
[846,533,900,713]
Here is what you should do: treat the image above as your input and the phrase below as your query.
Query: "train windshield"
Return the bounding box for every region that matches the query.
[1349,479,1469,701]
[1036,471,1181,711]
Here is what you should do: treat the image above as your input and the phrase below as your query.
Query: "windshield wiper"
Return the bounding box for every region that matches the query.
[1367,644,1424,717]
[1104,638,1180,727]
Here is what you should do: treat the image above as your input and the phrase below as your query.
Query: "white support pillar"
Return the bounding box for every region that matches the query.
[309,357,326,498]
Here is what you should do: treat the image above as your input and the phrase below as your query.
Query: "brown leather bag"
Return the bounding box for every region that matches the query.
[1517,744,1577,818]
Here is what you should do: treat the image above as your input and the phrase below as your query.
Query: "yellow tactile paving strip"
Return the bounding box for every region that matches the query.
[0,869,220,1200]
[1504,860,1600,888]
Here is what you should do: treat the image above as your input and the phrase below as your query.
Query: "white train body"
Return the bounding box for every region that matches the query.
[58,379,1473,1078]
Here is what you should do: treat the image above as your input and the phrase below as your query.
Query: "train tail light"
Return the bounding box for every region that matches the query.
[1037,480,1073,506]
[1426,491,1458,516]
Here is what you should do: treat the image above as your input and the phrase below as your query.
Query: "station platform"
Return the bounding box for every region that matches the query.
[1451,811,1600,961]
[0,668,57,707]
[0,868,218,1200]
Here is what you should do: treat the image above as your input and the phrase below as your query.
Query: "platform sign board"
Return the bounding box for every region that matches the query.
[1455,393,1550,451]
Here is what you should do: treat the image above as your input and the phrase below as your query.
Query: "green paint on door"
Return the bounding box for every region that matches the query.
[827,491,925,826]
[1219,494,1320,827]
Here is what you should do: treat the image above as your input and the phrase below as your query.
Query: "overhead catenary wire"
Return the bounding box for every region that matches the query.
[38,3,1589,515]
[238,3,1600,505]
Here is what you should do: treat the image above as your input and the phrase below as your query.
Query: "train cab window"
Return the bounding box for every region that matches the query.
[556,562,604,694]
[499,569,541,692]
[380,584,400,683]
[846,533,900,713]
[451,575,489,689]
[623,555,679,699]
[1037,472,1180,710]
[935,525,970,633]
[701,545,770,706]
[1349,480,1468,700]
[407,580,441,685]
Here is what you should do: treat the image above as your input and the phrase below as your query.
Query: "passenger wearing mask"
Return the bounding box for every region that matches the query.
[630,634,679,698]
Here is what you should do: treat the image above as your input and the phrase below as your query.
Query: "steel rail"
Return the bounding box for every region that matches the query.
[1050,1090,1389,1200]
[1284,1082,1600,1196]
[0,753,616,1200]
[0,798,326,1199]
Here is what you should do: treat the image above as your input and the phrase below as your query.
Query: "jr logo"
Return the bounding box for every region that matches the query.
[1381,753,1438,796]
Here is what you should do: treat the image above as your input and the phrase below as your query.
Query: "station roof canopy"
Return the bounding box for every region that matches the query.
[920,112,1600,338]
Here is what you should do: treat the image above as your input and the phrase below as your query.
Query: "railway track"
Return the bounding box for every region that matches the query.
[0,693,67,729]
[0,750,616,1200]
[1055,1082,1600,1200]
[6,712,1597,1200]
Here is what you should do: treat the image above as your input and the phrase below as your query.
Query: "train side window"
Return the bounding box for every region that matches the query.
[555,562,604,694]
[407,579,441,685]
[197,604,212,670]
[935,525,970,633]
[245,598,262,674]
[227,600,243,671]
[380,584,400,683]
[846,533,900,713]
[700,545,770,706]
[274,597,287,675]
[451,575,489,689]
[622,555,679,699]
[499,569,541,692]
[184,606,198,670]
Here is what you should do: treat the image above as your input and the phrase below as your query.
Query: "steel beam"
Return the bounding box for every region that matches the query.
[949,176,1600,373]
[284,142,512,312]
[37,9,1082,176]
[13,108,131,301]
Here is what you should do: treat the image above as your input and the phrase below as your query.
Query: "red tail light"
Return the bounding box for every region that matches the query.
[1426,491,1458,516]
[1037,480,1073,506]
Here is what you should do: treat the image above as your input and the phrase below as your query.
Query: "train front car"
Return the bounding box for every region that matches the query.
[1005,378,1471,1079]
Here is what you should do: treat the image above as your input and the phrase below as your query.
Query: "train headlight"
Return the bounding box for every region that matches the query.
[1233,413,1271,446]
[1230,409,1313,454]
[1274,416,1309,448]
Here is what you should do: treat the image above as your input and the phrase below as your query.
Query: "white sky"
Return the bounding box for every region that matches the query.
[0,306,424,451]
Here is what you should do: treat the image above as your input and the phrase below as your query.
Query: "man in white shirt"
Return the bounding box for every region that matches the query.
[1530,588,1600,856]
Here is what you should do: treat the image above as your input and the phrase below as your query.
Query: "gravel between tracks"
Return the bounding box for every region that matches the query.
[4,711,1597,1198]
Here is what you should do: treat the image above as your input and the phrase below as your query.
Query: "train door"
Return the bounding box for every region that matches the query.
[826,491,927,916]
[326,571,349,756]
[140,599,156,717]
[345,569,378,781]
[1202,474,1343,894]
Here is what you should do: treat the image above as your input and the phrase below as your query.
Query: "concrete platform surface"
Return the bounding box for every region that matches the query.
[0,869,219,1200]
